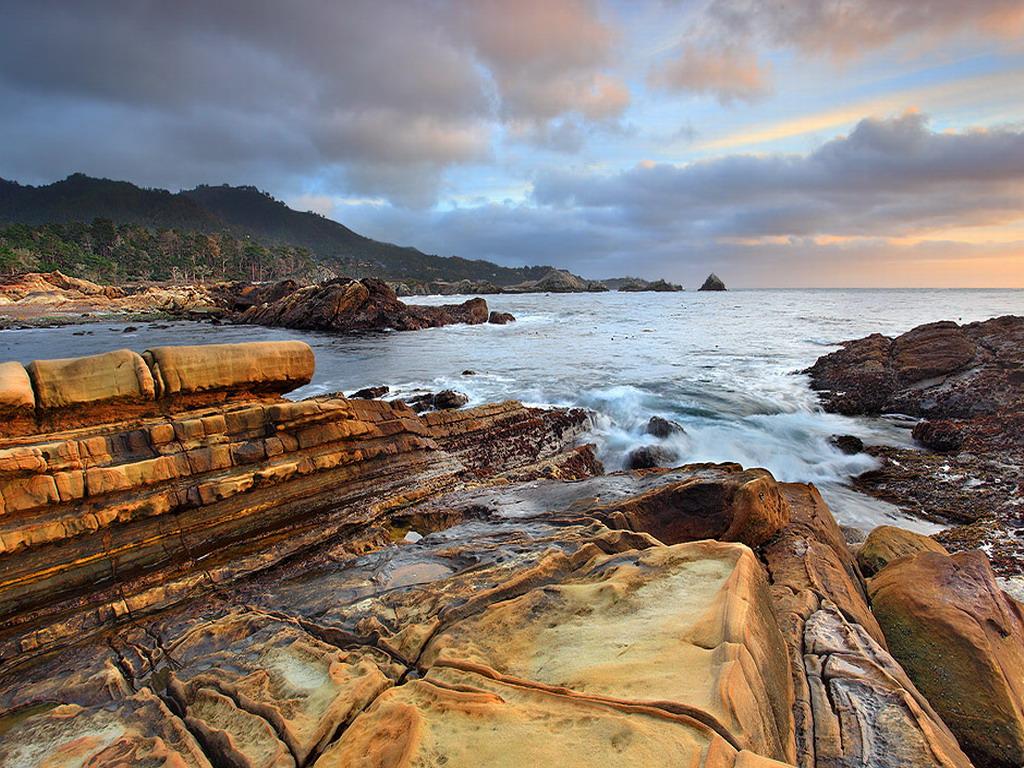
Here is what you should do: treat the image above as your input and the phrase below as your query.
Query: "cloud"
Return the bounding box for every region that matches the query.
[335,112,1024,285]
[0,0,626,206]
[648,45,770,104]
[533,113,1024,236]
[653,0,1024,103]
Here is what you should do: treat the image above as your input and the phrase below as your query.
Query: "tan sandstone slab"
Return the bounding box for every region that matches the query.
[27,348,156,410]
[314,666,793,768]
[421,539,794,763]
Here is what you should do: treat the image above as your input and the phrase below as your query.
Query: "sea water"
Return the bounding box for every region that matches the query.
[2,288,1019,533]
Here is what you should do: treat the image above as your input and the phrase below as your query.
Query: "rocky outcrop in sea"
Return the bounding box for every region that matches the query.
[699,272,727,291]
[235,277,499,332]
[1,339,1019,766]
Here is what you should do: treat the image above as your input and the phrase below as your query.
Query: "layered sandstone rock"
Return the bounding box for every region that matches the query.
[237,277,491,332]
[870,550,1024,768]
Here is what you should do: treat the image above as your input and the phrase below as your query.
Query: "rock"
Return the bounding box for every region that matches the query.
[646,415,686,438]
[589,464,790,549]
[508,269,608,293]
[0,361,34,435]
[763,483,973,768]
[27,348,155,408]
[912,419,964,452]
[625,444,676,469]
[122,325,138,332]
[828,434,863,454]
[0,342,598,661]
[807,315,1024,420]
[808,315,1024,576]
[699,273,727,291]
[856,525,948,577]
[238,277,490,332]
[350,385,390,399]
[617,278,684,292]
[460,370,476,376]
[432,390,469,410]
[487,310,516,324]
[318,665,789,767]
[143,341,314,400]
[869,549,1024,767]
[406,389,469,412]
[419,540,795,762]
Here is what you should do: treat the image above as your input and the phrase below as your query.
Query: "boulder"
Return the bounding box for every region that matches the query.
[912,419,964,452]
[0,361,34,417]
[857,525,948,577]
[407,390,469,412]
[829,434,863,454]
[350,385,389,400]
[869,550,1024,768]
[625,444,677,469]
[27,349,155,410]
[699,273,727,291]
[143,341,314,399]
[488,310,516,324]
[646,415,686,438]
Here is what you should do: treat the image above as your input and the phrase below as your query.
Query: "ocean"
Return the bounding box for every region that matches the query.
[3,288,1020,533]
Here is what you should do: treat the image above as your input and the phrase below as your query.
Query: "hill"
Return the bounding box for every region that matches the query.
[0,174,554,284]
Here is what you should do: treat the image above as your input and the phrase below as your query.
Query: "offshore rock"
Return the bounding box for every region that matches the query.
[625,443,677,469]
[349,385,389,400]
[646,415,686,438]
[699,273,727,291]
[488,310,516,324]
[870,550,1024,768]
[618,278,683,292]
[237,277,490,332]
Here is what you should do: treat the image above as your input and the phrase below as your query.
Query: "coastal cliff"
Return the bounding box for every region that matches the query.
[1,340,1018,767]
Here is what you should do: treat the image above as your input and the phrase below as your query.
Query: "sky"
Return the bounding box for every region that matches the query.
[1,1,1023,287]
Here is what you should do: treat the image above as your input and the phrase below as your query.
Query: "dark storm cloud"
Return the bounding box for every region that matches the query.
[0,0,626,206]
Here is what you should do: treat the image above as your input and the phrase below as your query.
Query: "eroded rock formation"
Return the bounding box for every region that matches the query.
[699,273,727,291]
[0,341,1013,767]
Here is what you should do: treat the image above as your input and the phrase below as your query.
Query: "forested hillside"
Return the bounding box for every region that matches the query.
[0,174,554,284]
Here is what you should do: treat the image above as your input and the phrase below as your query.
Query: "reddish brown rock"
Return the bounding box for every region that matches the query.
[238,277,490,332]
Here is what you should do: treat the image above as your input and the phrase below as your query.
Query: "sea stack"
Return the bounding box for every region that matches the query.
[699,273,727,291]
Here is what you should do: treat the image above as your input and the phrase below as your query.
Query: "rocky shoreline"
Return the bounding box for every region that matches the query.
[1,339,1022,767]
[807,315,1024,591]
[0,271,517,332]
